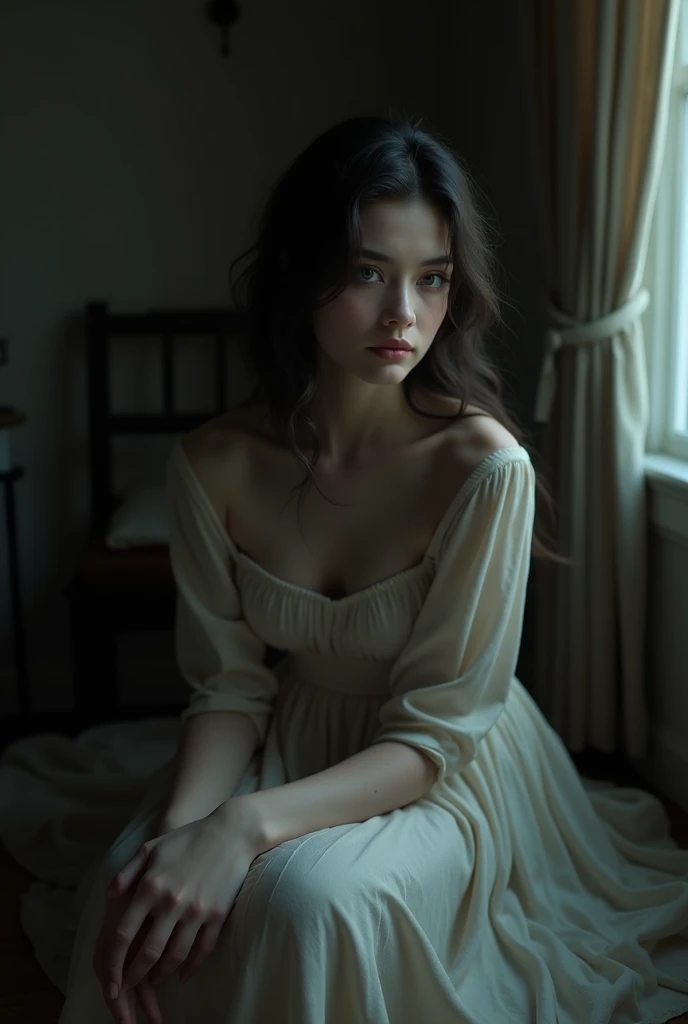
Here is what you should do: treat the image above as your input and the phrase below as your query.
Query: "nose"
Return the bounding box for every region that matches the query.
[383,283,416,329]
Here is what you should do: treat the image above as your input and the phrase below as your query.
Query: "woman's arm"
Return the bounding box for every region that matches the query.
[222,740,436,855]
[160,711,260,830]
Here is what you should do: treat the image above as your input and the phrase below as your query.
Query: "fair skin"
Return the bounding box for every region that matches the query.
[308,196,454,468]
[96,197,518,1024]
[215,197,487,601]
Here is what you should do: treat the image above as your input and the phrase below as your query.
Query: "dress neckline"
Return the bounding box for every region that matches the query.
[171,439,526,606]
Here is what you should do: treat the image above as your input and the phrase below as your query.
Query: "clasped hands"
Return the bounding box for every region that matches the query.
[93,801,260,1024]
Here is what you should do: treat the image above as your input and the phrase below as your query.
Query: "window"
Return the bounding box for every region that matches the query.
[645,0,688,463]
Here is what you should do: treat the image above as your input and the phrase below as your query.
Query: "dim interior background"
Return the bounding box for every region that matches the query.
[0,0,685,803]
[1,2,687,1021]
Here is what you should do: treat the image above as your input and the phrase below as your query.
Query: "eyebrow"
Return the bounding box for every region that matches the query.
[360,247,453,267]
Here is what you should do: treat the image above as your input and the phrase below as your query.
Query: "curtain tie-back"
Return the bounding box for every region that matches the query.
[533,287,650,424]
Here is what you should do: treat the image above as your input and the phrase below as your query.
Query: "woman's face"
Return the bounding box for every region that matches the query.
[311,198,453,383]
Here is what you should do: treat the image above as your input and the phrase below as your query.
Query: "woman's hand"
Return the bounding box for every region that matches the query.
[96,802,261,1015]
[94,886,166,1024]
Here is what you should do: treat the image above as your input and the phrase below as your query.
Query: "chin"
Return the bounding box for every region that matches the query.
[363,373,410,389]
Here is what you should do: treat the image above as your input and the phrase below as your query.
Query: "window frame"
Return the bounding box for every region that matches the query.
[645,0,688,463]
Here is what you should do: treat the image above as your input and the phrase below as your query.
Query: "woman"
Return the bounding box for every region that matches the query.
[61,116,688,1023]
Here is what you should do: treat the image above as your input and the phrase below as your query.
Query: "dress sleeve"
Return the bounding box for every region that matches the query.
[165,444,279,746]
[370,453,536,787]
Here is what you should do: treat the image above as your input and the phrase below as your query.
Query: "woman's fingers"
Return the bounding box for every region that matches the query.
[105,896,160,996]
[114,921,164,1024]
[123,986,137,1024]
[134,975,165,1024]
[106,983,137,1024]
[177,917,226,983]
[121,910,185,990]
[94,888,135,1007]
[146,919,200,987]
[108,846,149,897]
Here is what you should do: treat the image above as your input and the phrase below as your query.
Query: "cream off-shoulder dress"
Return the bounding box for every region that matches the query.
[4,438,688,1024]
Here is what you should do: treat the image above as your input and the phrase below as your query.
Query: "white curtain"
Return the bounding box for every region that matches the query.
[525,0,681,756]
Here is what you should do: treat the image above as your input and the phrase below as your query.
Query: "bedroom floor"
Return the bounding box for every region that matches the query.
[1,745,687,1023]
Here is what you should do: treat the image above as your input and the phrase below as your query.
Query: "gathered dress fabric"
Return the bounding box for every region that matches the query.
[2,438,688,1023]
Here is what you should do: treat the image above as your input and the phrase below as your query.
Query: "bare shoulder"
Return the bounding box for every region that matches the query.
[178,403,259,518]
[180,410,241,474]
[441,406,521,480]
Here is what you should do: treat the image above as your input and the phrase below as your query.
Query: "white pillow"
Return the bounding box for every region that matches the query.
[105,480,169,549]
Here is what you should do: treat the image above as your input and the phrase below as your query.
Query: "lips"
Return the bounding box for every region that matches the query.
[373,340,412,351]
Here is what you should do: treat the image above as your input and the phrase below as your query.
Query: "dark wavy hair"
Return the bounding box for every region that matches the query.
[229,115,572,566]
